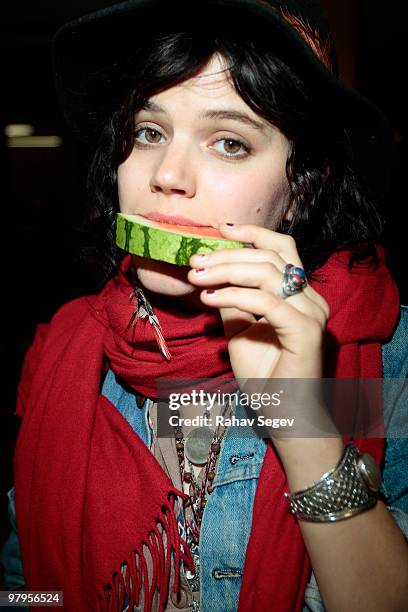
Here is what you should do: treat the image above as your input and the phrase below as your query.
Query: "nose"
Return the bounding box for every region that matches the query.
[150,140,196,198]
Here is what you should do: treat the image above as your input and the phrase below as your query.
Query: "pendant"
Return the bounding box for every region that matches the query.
[128,286,171,361]
[184,427,213,465]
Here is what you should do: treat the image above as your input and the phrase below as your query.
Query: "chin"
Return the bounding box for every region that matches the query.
[132,256,196,297]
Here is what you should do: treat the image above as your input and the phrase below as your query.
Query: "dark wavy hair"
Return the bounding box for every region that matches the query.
[82,30,384,290]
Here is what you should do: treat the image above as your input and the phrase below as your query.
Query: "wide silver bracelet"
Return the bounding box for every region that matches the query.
[284,442,380,522]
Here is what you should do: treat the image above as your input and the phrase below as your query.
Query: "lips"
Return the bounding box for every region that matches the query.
[142,212,210,227]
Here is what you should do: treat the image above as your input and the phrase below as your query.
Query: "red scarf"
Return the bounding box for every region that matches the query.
[14,246,399,611]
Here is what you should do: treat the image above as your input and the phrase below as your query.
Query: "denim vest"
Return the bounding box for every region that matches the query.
[381,305,408,511]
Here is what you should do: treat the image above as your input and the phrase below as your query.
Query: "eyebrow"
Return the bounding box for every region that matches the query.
[140,100,268,132]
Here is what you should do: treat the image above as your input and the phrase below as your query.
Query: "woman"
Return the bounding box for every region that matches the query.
[5,1,408,611]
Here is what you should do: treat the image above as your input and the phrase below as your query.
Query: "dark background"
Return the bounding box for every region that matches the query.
[0,0,407,582]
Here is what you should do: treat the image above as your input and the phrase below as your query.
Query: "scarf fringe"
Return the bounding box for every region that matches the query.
[97,492,194,612]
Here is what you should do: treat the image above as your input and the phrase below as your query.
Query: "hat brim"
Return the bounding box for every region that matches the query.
[52,0,391,196]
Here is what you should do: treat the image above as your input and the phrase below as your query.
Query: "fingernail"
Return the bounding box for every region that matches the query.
[205,289,217,296]
[194,268,207,274]
[195,254,209,261]
[222,222,236,228]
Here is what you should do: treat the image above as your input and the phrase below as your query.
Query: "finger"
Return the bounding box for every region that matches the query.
[187,262,327,325]
[188,261,282,292]
[190,246,287,273]
[191,234,328,315]
[216,223,303,268]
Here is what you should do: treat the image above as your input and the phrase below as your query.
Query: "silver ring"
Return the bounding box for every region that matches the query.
[278,263,307,299]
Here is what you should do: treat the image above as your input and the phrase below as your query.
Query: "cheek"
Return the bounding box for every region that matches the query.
[210,167,289,224]
[117,156,145,212]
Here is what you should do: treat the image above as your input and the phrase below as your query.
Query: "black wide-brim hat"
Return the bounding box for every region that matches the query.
[53,0,391,198]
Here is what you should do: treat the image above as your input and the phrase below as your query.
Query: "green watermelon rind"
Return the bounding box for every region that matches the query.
[115,213,246,265]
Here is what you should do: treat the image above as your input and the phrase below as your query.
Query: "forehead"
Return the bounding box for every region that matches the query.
[184,53,232,88]
[153,53,238,101]
[140,53,274,134]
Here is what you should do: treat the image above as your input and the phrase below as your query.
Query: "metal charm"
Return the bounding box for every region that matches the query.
[184,427,213,465]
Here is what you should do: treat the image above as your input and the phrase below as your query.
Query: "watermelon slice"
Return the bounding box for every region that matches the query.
[115,212,246,265]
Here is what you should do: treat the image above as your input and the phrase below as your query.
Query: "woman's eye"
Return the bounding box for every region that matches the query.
[133,128,250,159]
[212,138,250,158]
[133,127,164,145]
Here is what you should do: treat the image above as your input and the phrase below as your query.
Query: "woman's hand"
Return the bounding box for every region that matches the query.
[188,222,337,462]
[188,223,330,382]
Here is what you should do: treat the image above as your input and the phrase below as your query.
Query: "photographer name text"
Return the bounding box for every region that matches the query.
[168,414,294,429]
